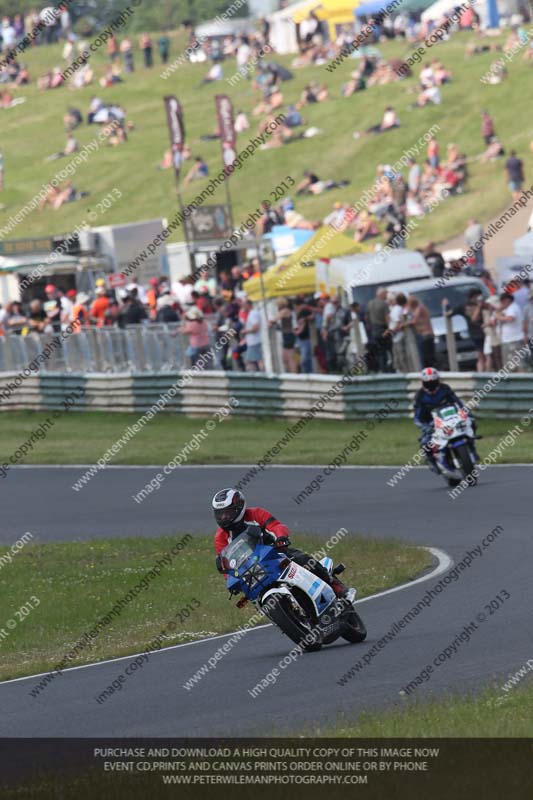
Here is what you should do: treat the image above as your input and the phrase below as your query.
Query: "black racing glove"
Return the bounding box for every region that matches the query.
[215,556,224,574]
[275,536,291,549]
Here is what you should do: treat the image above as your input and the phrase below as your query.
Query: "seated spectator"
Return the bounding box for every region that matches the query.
[296,170,349,195]
[361,106,400,136]
[480,136,505,163]
[342,70,366,97]
[87,95,104,123]
[201,62,223,84]
[99,63,123,88]
[252,85,284,116]
[413,83,441,107]
[45,133,79,161]
[296,81,328,109]
[64,106,82,130]
[354,210,379,242]
[71,63,94,89]
[234,109,250,133]
[432,60,452,84]
[183,156,209,185]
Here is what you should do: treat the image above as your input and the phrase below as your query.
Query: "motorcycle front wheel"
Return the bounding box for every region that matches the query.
[340,608,367,643]
[263,595,322,651]
[454,443,477,484]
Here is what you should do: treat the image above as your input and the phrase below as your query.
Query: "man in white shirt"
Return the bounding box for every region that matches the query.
[243,298,263,371]
[172,277,194,308]
[509,279,529,311]
[496,293,524,369]
[388,292,409,372]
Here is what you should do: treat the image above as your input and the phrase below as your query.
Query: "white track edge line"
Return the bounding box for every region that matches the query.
[0,546,451,687]
[10,464,533,470]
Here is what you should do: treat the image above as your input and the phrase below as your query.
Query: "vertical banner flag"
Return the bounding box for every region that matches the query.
[164,95,186,184]
[215,94,237,178]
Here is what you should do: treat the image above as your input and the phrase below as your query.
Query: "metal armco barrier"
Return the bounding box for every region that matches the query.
[1,371,532,418]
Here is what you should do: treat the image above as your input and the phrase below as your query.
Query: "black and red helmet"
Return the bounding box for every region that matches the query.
[212,488,246,530]
[421,367,441,393]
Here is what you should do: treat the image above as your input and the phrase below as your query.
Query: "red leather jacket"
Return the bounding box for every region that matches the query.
[214,507,290,555]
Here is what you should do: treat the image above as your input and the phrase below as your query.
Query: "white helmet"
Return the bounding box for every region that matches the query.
[421,367,440,393]
[212,488,246,530]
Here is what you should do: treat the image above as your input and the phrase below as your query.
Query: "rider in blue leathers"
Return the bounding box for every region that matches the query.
[414,367,472,472]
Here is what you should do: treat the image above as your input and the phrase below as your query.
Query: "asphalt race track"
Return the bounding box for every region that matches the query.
[0,464,530,736]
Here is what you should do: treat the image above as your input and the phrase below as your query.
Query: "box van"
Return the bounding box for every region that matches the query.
[316,249,431,309]
[386,276,489,370]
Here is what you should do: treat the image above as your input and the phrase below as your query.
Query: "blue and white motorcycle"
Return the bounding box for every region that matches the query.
[220,526,367,651]
[430,403,478,487]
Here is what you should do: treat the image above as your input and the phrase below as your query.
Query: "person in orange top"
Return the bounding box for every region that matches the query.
[90,286,110,327]
[146,277,160,320]
[72,293,90,333]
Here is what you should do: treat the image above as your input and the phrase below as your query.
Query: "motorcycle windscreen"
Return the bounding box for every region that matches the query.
[220,532,258,572]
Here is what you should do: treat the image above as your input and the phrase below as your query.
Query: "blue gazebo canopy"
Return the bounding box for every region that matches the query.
[355,1,389,17]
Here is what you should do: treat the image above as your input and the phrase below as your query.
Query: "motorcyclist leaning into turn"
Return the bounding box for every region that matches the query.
[212,488,354,598]
[414,367,479,472]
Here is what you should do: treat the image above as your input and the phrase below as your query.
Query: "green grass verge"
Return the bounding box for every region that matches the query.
[1,29,531,248]
[315,684,533,737]
[0,534,431,681]
[1,411,532,467]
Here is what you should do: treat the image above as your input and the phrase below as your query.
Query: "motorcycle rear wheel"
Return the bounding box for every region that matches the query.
[264,596,322,651]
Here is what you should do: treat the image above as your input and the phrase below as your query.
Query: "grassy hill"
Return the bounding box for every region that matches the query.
[1,28,532,248]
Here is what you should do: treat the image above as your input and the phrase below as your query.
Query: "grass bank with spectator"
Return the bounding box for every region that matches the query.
[0,411,532,467]
[0,534,430,681]
[0,29,532,248]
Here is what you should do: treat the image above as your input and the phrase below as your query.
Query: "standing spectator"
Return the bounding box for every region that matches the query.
[496,293,523,368]
[522,288,533,367]
[424,242,445,278]
[271,298,297,373]
[294,297,313,373]
[5,301,27,335]
[158,32,170,64]
[118,293,147,327]
[13,13,25,42]
[1,17,16,53]
[139,33,153,68]
[427,135,440,168]
[481,109,495,144]
[508,277,530,311]
[464,288,486,371]
[242,298,263,372]
[388,292,409,372]
[464,218,485,274]
[482,294,501,371]
[120,37,134,72]
[28,299,48,332]
[505,150,524,201]
[59,4,71,39]
[366,287,390,372]
[407,157,421,196]
[90,286,110,327]
[156,291,179,323]
[407,295,435,367]
[107,34,119,62]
